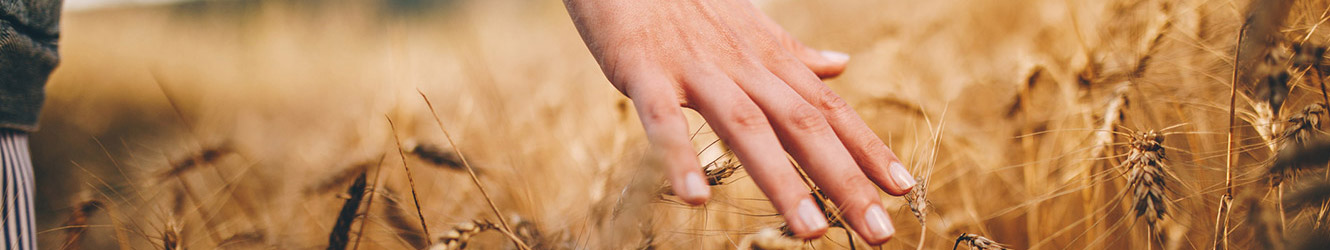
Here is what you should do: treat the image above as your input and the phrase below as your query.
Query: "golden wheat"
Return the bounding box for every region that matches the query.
[953,234,1009,250]
[738,228,804,250]
[1123,130,1171,228]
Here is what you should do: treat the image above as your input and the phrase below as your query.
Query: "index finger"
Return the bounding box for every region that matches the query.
[769,57,917,196]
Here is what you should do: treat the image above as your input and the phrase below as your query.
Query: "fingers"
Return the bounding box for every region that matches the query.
[726,2,911,197]
[625,77,710,205]
[727,68,896,244]
[682,70,830,239]
[766,55,917,196]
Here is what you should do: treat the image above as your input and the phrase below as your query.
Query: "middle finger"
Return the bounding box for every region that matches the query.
[724,62,896,244]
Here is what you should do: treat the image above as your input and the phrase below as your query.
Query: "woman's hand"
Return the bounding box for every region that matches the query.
[563,0,915,244]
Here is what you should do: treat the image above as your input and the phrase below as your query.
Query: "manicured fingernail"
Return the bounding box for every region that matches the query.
[864,204,895,240]
[683,172,710,201]
[889,162,917,189]
[797,198,829,232]
[820,50,851,63]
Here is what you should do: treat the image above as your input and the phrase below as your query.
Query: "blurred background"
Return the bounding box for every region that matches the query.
[33,0,1292,249]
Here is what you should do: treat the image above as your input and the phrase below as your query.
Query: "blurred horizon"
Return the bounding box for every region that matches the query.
[66,0,454,11]
[67,0,190,10]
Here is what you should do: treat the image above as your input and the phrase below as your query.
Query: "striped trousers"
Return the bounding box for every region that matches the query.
[0,130,35,250]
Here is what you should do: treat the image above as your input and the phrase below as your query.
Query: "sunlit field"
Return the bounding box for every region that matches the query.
[33,0,1330,249]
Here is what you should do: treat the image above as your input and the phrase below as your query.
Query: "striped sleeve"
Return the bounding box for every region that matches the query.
[0,130,35,250]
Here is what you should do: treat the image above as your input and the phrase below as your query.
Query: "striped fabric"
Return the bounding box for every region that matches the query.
[0,130,35,250]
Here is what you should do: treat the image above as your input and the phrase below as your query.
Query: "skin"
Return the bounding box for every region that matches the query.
[563,0,916,244]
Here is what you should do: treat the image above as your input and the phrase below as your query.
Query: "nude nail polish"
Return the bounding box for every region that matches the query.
[797,198,829,232]
[889,161,917,189]
[864,204,895,240]
[683,172,709,201]
[821,50,851,63]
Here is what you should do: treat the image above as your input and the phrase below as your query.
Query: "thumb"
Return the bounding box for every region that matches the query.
[793,45,850,79]
[767,25,849,78]
[740,0,850,78]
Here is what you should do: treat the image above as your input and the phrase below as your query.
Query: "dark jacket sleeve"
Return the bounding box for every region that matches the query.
[0,0,61,132]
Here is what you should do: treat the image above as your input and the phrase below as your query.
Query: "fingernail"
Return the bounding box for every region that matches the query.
[797,198,829,232]
[820,50,851,63]
[682,172,710,201]
[889,161,917,189]
[864,204,895,240]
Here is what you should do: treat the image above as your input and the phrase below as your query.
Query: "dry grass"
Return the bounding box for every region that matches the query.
[58,199,101,250]
[738,228,804,250]
[28,0,1330,249]
[954,233,1011,250]
[325,168,368,250]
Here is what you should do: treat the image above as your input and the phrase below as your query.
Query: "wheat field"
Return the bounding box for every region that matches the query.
[30,0,1330,249]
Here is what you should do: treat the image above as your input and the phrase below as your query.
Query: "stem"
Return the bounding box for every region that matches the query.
[351,156,386,250]
[418,90,530,250]
[915,224,926,250]
[1217,15,1246,250]
[1316,68,1330,121]
[387,116,433,245]
[1301,69,1329,227]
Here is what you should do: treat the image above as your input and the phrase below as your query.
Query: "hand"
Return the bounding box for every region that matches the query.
[563,0,916,244]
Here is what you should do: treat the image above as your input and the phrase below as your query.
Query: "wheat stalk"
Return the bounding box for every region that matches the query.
[1286,181,1330,250]
[904,177,928,225]
[59,200,102,250]
[1122,130,1170,228]
[326,170,368,250]
[427,220,495,250]
[1271,137,1330,177]
[216,231,266,249]
[387,116,434,245]
[306,162,373,196]
[380,189,428,249]
[1225,2,1296,247]
[1271,104,1329,185]
[163,221,181,250]
[406,143,470,172]
[952,234,1010,250]
[1291,43,1325,69]
[352,155,388,250]
[1285,181,1330,212]
[739,228,804,250]
[806,188,844,230]
[427,219,530,250]
[156,145,231,181]
[659,155,741,196]
[1280,104,1326,147]
[1247,197,1284,250]
[417,90,529,250]
[510,216,543,249]
[774,188,848,247]
[162,147,228,243]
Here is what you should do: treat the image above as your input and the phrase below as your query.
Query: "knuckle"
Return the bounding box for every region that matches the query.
[830,175,879,207]
[787,103,830,133]
[850,130,890,159]
[812,87,852,114]
[727,103,771,131]
[751,37,785,57]
[835,197,876,217]
[638,101,677,124]
[774,31,803,52]
[858,157,889,178]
